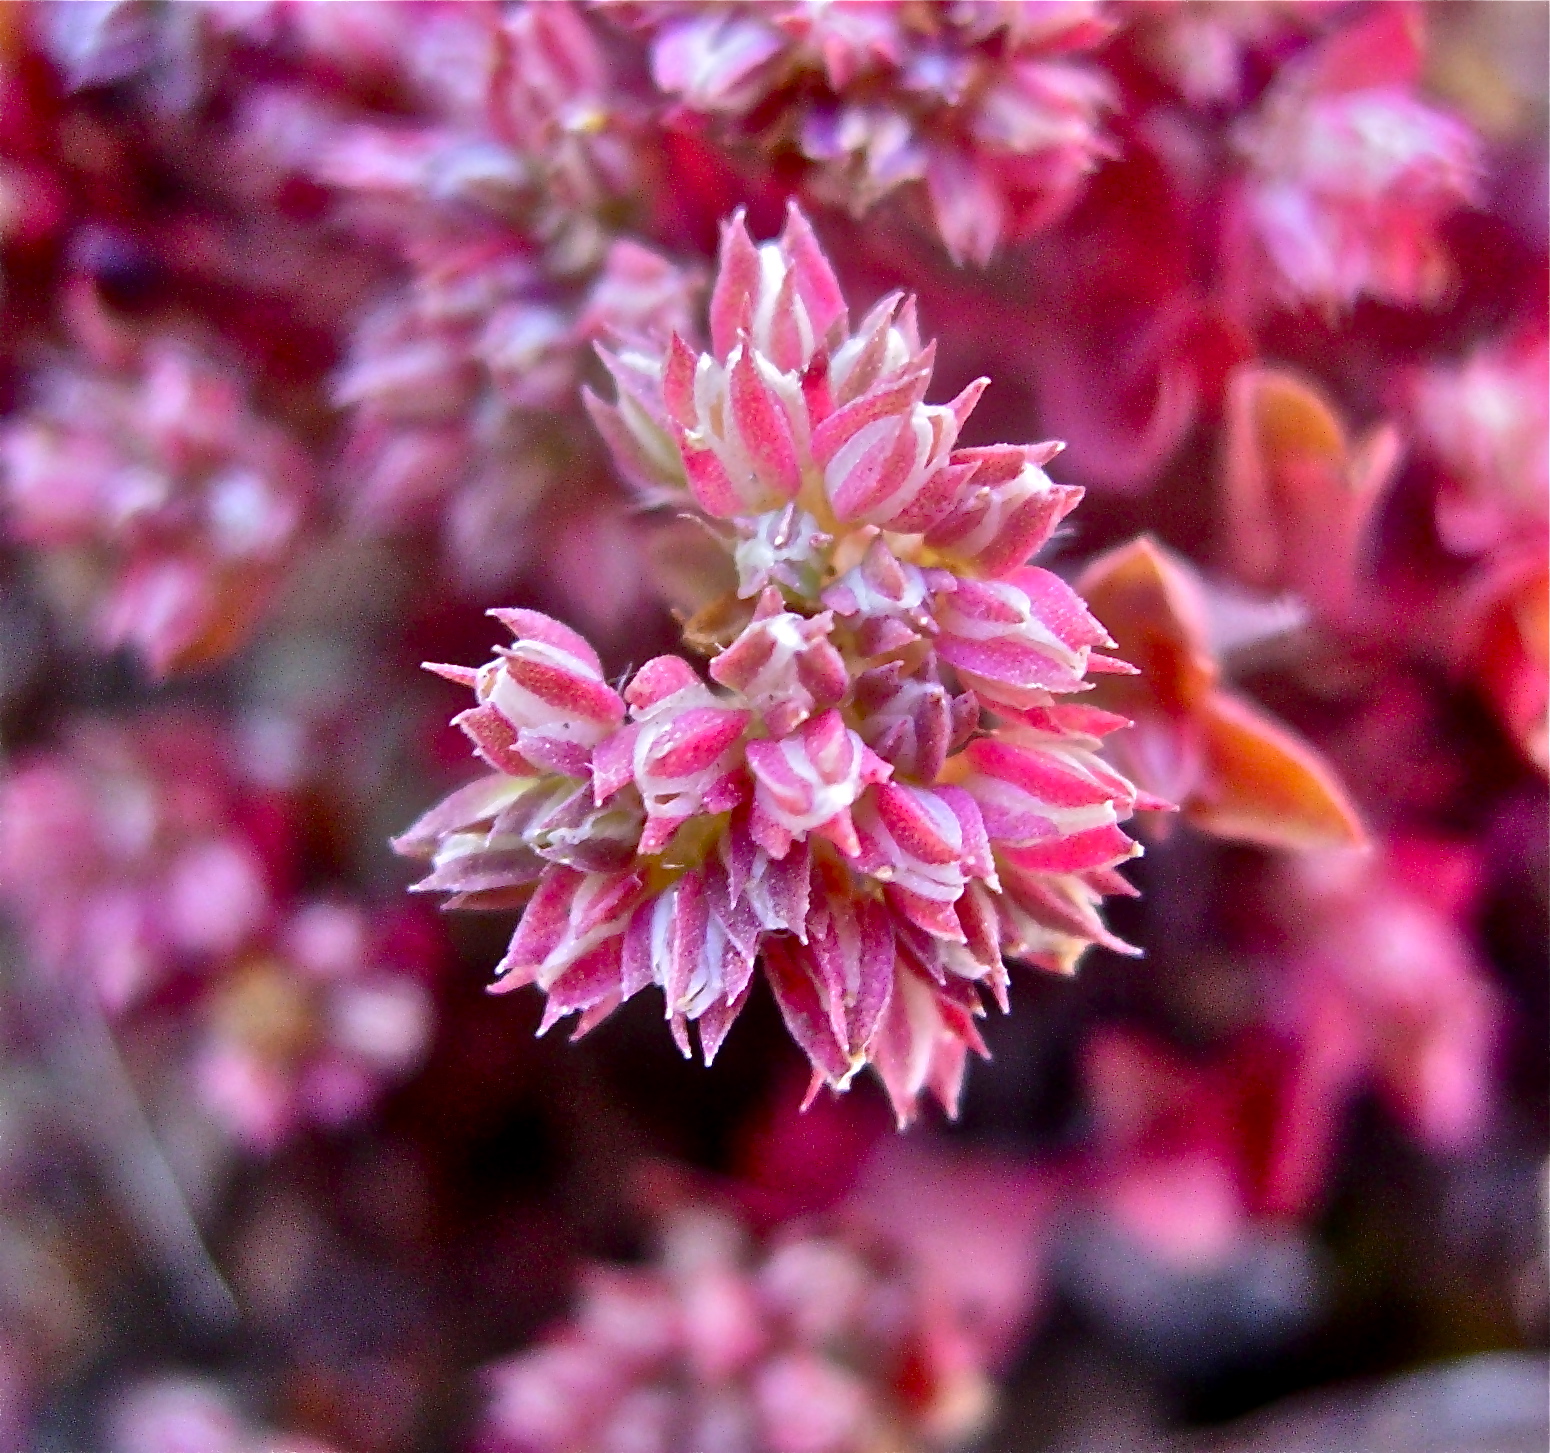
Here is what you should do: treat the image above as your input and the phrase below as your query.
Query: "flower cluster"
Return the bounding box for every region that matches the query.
[620,1,1117,263]
[478,1207,992,1453]
[398,205,1148,1125]
[0,331,314,675]
[0,714,436,1151]
[308,3,702,599]
[1232,5,1484,310]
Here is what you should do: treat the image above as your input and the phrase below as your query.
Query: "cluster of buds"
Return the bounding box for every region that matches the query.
[0,715,436,1152]
[193,896,436,1152]
[332,235,700,590]
[398,205,1150,1125]
[0,335,314,675]
[478,1207,992,1453]
[621,1,1116,263]
[1231,5,1484,310]
[312,3,701,593]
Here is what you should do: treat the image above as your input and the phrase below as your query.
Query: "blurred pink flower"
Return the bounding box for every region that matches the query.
[0,332,315,675]
[478,1205,994,1453]
[1232,4,1483,310]
[0,714,286,1011]
[1408,330,1549,557]
[626,2,1116,262]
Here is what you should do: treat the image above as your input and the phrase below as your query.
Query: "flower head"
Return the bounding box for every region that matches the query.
[477,1206,993,1453]
[399,205,1141,1125]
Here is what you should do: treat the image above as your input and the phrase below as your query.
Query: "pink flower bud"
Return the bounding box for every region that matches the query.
[493,866,643,1025]
[583,345,687,503]
[961,734,1141,876]
[853,663,978,784]
[993,859,1141,974]
[821,537,940,656]
[734,505,832,601]
[605,659,751,856]
[710,590,848,735]
[672,341,809,518]
[923,442,1084,577]
[853,782,997,941]
[621,866,758,1059]
[934,566,1118,706]
[446,609,626,779]
[708,204,848,366]
[746,709,891,860]
[870,956,988,1129]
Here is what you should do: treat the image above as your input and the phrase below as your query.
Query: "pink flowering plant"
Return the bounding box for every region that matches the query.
[396,205,1154,1126]
[0,3,1543,1450]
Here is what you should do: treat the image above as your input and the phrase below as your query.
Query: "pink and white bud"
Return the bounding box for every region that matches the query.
[733,505,832,601]
[669,337,809,518]
[595,657,751,856]
[620,866,758,1059]
[826,292,925,407]
[493,866,644,1025]
[707,204,849,367]
[853,663,979,785]
[870,955,988,1128]
[710,589,849,736]
[934,565,1120,707]
[584,345,687,503]
[993,859,1141,974]
[439,608,627,779]
[816,375,984,527]
[961,734,1141,876]
[746,709,891,860]
[821,536,942,656]
[924,442,1083,577]
[853,783,996,942]
[763,894,894,1090]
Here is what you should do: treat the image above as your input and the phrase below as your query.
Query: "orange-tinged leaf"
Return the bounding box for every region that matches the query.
[1189,689,1367,851]
[1234,367,1349,464]
[1222,366,1401,608]
[1458,556,1549,774]
[1077,535,1217,715]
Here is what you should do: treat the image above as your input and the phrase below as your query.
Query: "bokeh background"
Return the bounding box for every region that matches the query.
[0,3,1545,1451]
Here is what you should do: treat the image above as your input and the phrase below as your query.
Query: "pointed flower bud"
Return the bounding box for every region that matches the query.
[934,566,1119,707]
[747,710,891,861]
[604,658,751,856]
[733,505,832,601]
[435,609,626,780]
[710,590,849,736]
[853,663,979,785]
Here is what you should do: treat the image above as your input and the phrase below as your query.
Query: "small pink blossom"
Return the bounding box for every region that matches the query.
[478,1206,995,1453]
[1233,6,1484,309]
[747,710,891,862]
[0,335,313,675]
[710,590,849,736]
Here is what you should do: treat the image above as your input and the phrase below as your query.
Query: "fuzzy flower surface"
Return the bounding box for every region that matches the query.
[0,335,314,675]
[397,206,1145,1125]
[477,1207,993,1453]
[619,1,1116,263]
